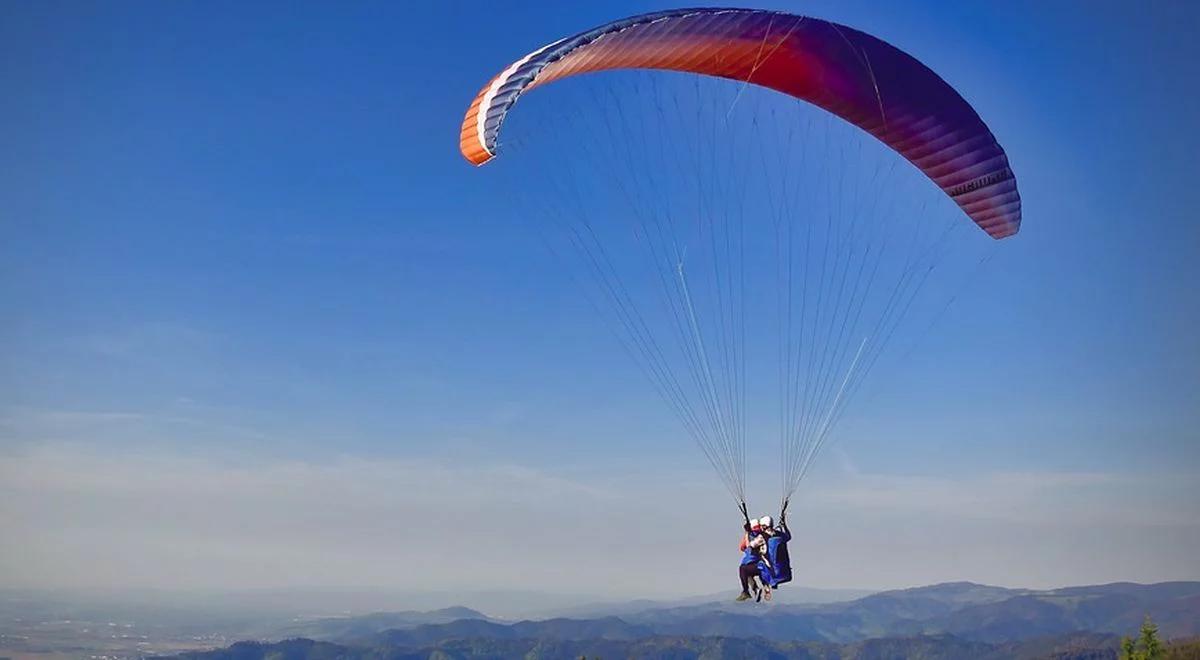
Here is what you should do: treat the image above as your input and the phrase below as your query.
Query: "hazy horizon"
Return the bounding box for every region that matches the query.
[3,578,1193,623]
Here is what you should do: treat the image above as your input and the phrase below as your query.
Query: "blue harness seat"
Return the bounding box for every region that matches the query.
[758,527,792,587]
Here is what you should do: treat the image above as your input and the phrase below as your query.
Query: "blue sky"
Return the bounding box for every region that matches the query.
[2,1,1197,598]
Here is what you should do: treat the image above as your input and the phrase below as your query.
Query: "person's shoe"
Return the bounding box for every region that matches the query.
[763,585,773,601]
[755,588,763,602]
[735,591,751,602]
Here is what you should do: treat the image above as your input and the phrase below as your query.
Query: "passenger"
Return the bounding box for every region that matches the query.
[736,518,771,601]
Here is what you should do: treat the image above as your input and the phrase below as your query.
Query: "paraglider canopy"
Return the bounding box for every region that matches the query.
[461,7,1020,238]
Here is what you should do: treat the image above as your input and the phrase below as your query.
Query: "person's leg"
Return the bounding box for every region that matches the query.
[759,561,773,588]
[737,563,756,600]
[743,563,763,601]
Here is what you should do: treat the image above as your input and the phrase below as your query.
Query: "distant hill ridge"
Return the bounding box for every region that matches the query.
[274,605,489,639]
[161,632,1200,660]
[173,580,1196,660]
[284,580,1199,647]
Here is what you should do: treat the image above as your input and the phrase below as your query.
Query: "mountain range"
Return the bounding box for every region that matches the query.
[167,632,1144,660]
[157,580,1200,659]
[274,580,1199,645]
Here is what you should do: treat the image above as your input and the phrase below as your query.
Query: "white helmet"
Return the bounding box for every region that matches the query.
[749,518,762,530]
[759,515,773,529]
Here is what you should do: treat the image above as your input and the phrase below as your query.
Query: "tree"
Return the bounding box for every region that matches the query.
[1121,615,1165,660]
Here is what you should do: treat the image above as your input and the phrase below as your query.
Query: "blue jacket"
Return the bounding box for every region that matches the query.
[739,531,763,566]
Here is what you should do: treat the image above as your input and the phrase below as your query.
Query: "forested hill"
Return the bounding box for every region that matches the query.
[161,633,1200,660]
[266,580,1200,645]
[152,581,1200,659]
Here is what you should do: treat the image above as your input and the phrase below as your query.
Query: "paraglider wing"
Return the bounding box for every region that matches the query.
[459,7,1020,238]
